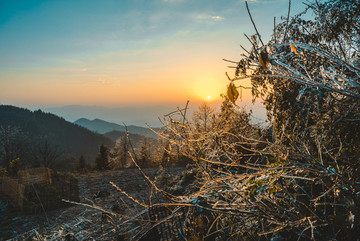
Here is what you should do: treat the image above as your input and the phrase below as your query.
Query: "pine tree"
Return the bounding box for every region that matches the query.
[95,144,110,171]
[77,155,87,172]
[109,135,131,169]
[138,138,151,167]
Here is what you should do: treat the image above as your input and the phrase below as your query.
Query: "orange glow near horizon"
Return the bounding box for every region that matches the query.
[0,29,246,108]
[0,59,252,107]
[0,0,306,110]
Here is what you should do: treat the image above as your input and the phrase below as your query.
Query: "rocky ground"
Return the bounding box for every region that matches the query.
[0,167,185,240]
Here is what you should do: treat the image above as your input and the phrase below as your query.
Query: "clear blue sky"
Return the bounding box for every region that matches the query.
[0,0,305,108]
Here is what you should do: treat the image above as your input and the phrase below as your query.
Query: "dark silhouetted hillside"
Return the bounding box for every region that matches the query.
[0,105,114,163]
[74,118,159,139]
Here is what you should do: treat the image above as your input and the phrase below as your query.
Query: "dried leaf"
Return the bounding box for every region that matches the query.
[227,83,239,104]
[290,42,300,54]
[259,48,270,70]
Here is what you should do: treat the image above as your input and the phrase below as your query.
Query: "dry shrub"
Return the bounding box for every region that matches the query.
[131,102,360,240]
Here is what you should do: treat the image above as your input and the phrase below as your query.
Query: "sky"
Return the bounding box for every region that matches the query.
[0,0,305,113]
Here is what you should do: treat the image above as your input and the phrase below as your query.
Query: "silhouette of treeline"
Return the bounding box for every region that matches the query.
[0,105,188,173]
[0,105,114,170]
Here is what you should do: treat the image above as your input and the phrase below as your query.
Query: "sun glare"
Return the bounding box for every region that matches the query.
[190,75,225,103]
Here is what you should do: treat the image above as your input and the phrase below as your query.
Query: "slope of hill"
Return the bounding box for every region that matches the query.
[74,118,159,139]
[103,130,159,150]
[104,130,143,142]
[0,105,114,164]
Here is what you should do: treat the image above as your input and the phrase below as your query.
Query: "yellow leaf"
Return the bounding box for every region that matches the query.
[227,83,239,104]
[258,47,270,70]
[290,42,300,54]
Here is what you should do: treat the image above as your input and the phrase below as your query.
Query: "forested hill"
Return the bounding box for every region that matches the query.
[0,105,114,163]
[74,118,159,139]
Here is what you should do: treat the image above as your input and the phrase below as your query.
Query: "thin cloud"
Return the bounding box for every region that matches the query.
[211,16,224,20]
[197,14,211,20]
[196,14,225,23]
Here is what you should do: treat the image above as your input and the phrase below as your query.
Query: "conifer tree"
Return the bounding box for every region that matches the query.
[138,138,151,167]
[77,155,87,172]
[95,144,110,171]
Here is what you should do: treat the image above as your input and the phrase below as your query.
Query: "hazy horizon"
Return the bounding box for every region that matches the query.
[0,99,267,128]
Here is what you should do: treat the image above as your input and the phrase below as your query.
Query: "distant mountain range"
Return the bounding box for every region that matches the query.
[44,105,185,128]
[74,118,160,139]
[42,102,267,128]
[0,105,114,163]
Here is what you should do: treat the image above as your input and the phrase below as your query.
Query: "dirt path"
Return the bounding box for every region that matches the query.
[0,167,184,240]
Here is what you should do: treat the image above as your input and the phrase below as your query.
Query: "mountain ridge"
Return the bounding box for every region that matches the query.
[0,105,114,166]
[74,118,160,139]
[43,105,183,127]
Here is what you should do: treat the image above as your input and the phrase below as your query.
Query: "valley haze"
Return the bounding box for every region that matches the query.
[44,104,182,128]
[41,101,266,128]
